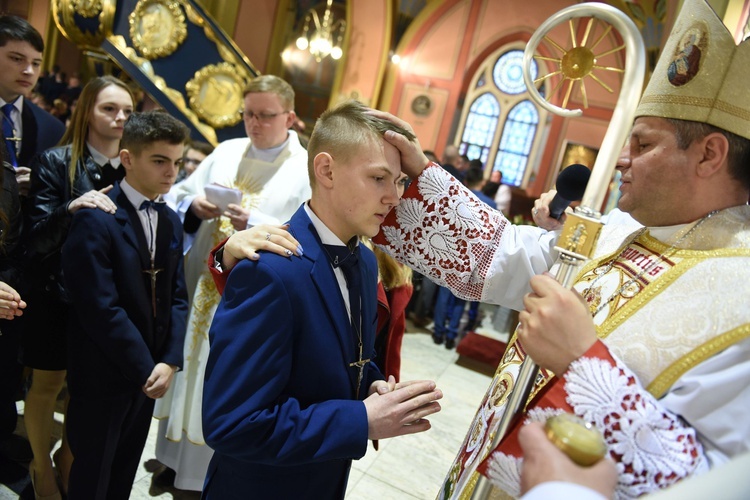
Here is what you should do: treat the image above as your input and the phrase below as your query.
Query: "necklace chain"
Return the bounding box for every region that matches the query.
[584,210,718,317]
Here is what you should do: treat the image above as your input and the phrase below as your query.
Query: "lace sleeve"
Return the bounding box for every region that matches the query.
[564,343,709,498]
[375,163,544,302]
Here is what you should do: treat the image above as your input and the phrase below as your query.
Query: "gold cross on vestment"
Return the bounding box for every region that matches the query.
[349,341,371,399]
[143,258,163,317]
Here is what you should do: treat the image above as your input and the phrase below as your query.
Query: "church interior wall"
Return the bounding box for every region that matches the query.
[27,0,746,201]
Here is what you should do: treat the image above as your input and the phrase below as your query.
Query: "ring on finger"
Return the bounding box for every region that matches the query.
[265,233,271,241]
[532,208,538,216]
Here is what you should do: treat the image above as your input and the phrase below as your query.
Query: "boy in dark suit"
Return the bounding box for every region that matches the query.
[202,101,443,499]
[0,15,65,461]
[61,111,190,499]
[0,16,66,192]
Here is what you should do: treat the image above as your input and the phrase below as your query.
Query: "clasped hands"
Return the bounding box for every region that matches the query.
[364,376,443,440]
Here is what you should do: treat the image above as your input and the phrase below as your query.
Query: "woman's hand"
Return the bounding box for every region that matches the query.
[68,186,117,214]
[222,224,303,270]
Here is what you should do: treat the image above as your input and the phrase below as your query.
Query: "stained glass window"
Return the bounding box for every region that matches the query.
[495,100,538,186]
[493,50,538,95]
[459,93,499,165]
[456,46,546,186]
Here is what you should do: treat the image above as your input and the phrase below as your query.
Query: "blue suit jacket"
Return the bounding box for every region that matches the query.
[20,99,65,167]
[203,205,383,499]
[61,183,188,398]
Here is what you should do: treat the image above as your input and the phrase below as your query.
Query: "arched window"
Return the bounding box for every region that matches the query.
[495,100,539,186]
[458,46,548,187]
[460,93,500,165]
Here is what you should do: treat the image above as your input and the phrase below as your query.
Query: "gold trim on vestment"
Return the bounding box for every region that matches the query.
[640,95,750,122]
[648,323,750,399]
[581,232,750,340]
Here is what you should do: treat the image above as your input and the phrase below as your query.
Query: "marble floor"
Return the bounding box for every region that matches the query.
[0,321,499,499]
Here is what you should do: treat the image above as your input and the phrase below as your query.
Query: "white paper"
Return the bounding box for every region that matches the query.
[204,183,242,213]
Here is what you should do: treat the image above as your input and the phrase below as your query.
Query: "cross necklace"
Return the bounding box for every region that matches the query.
[349,322,370,400]
[323,244,370,399]
[142,207,163,318]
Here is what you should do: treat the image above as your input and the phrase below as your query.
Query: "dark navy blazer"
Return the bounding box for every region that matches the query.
[202,205,383,499]
[61,183,188,398]
[20,99,65,167]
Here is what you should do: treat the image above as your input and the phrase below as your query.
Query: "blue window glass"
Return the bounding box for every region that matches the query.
[459,93,499,165]
[495,100,538,186]
[493,49,538,95]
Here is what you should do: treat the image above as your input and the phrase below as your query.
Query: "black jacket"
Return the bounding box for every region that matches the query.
[25,145,123,300]
[0,162,22,288]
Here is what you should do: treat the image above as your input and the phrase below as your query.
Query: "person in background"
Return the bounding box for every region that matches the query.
[406,150,439,328]
[22,76,134,498]
[369,171,412,381]
[373,1,750,494]
[490,169,512,215]
[153,74,311,492]
[175,140,213,183]
[0,13,64,474]
[202,100,442,499]
[0,15,65,198]
[431,166,496,349]
[61,111,190,500]
[0,138,26,466]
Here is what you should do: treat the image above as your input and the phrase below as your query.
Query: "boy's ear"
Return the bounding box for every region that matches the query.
[313,152,334,188]
[120,149,132,171]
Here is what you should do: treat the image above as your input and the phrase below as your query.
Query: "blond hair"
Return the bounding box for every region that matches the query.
[363,239,412,289]
[243,75,295,110]
[306,100,415,187]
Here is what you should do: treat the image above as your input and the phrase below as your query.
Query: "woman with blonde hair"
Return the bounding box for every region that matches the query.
[22,75,134,499]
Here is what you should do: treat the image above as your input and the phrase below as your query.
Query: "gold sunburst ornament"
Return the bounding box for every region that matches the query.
[185,63,247,128]
[534,18,626,109]
[129,0,187,59]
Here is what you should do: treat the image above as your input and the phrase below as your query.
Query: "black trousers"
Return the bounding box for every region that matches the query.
[0,321,22,438]
[66,390,154,500]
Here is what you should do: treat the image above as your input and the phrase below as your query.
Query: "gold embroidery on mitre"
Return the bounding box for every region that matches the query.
[636,0,750,140]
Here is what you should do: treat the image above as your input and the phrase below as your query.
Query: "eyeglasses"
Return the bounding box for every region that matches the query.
[243,110,289,123]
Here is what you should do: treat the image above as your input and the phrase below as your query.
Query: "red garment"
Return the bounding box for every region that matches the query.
[209,238,230,294]
[210,239,413,382]
[375,283,412,382]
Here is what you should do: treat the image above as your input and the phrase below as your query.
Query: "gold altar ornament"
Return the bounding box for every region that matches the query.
[73,0,103,18]
[129,0,187,60]
[185,63,245,128]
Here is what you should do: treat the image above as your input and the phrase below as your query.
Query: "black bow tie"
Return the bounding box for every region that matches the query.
[139,200,167,212]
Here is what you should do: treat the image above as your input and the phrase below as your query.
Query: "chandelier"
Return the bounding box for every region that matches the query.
[295,0,346,61]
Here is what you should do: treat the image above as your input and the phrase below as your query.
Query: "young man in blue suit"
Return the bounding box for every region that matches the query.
[61,111,190,499]
[202,100,443,499]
